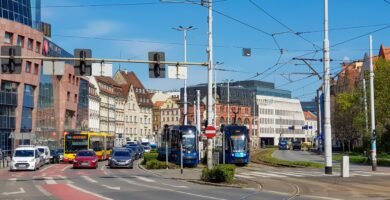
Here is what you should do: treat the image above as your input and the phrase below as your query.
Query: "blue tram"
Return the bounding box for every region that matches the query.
[158,125,199,167]
[222,125,250,165]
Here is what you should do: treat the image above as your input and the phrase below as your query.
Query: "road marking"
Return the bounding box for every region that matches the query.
[354,170,390,175]
[57,175,67,180]
[249,171,287,178]
[101,184,120,190]
[61,165,72,172]
[351,173,371,177]
[161,183,188,188]
[270,171,304,177]
[81,176,98,183]
[67,184,113,200]
[235,174,255,179]
[35,185,52,197]
[44,177,57,184]
[119,178,225,200]
[134,176,155,182]
[7,178,17,181]
[100,165,106,171]
[1,187,25,196]
[40,165,55,172]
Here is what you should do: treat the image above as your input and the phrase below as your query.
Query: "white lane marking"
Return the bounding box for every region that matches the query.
[7,178,17,181]
[354,170,390,175]
[67,184,113,200]
[61,165,72,172]
[101,184,120,190]
[161,183,188,188]
[134,176,155,183]
[270,171,304,177]
[57,175,67,179]
[100,165,105,171]
[235,174,255,179]
[119,178,226,200]
[35,185,51,197]
[39,165,55,172]
[249,171,287,178]
[81,176,98,183]
[1,187,25,196]
[44,177,56,184]
[350,173,371,177]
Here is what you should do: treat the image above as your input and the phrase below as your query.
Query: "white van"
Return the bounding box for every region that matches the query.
[36,146,51,165]
[10,146,42,171]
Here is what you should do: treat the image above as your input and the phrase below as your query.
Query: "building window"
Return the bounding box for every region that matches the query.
[67,92,70,101]
[36,41,41,53]
[17,35,24,47]
[4,32,13,44]
[27,38,33,50]
[34,64,39,75]
[68,74,71,83]
[74,94,78,103]
[25,62,31,73]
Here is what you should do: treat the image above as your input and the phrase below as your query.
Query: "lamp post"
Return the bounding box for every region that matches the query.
[223,79,233,125]
[173,26,196,126]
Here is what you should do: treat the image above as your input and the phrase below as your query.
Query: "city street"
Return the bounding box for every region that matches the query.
[0,160,326,200]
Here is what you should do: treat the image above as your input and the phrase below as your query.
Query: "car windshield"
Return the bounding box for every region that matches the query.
[14,150,34,157]
[182,134,195,151]
[144,146,150,149]
[114,151,130,157]
[38,148,45,153]
[77,151,95,157]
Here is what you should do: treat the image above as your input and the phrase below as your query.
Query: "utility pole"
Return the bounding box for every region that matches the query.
[323,0,333,174]
[316,87,323,153]
[362,79,369,143]
[173,26,196,126]
[369,35,377,171]
[227,80,230,124]
[196,90,201,161]
[214,67,217,127]
[206,0,214,170]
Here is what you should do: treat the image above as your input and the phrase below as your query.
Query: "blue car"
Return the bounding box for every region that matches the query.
[279,140,289,150]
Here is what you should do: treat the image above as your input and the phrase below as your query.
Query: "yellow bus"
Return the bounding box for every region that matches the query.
[63,131,114,163]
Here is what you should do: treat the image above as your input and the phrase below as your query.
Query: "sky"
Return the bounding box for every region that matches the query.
[41,0,390,101]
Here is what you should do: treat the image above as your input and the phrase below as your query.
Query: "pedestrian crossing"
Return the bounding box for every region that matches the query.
[235,170,390,179]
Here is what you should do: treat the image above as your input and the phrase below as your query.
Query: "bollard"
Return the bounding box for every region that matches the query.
[341,156,350,178]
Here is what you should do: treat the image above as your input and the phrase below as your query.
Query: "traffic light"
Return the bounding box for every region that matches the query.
[164,124,170,140]
[74,49,92,76]
[148,52,165,78]
[1,46,22,74]
[242,48,251,57]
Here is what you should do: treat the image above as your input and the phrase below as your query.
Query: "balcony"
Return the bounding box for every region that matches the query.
[0,116,16,129]
[0,91,17,106]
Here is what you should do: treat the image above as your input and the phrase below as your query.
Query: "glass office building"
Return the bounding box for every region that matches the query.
[0,0,41,29]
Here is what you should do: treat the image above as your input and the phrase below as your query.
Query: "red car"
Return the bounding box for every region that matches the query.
[73,150,98,169]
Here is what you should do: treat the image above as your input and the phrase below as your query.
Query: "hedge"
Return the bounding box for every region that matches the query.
[145,159,176,169]
[142,153,158,165]
[201,164,236,183]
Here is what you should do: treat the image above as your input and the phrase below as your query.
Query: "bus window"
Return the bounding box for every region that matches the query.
[90,136,103,151]
[64,134,88,153]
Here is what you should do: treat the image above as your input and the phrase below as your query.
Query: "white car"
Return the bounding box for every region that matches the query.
[36,146,51,165]
[10,146,42,171]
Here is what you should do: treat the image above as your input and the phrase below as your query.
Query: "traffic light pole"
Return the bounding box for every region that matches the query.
[0,56,208,67]
[207,0,214,170]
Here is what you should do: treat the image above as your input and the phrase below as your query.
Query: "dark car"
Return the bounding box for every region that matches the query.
[50,149,61,163]
[279,140,289,150]
[108,148,134,165]
[109,150,133,169]
[292,141,302,150]
[124,145,140,159]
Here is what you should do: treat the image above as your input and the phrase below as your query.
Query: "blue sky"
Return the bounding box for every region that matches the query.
[41,0,390,100]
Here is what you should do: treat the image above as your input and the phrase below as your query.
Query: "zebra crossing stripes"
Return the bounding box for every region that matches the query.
[235,170,387,179]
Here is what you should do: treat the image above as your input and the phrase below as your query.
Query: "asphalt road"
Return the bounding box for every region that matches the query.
[273,150,326,163]
[1,160,300,200]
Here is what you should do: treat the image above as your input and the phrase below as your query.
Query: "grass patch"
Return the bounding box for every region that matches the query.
[252,148,324,168]
[142,153,158,165]
[333,153,390,166]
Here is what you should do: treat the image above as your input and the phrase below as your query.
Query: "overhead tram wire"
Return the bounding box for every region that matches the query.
[296,23,390,35]
[330,25,390,48]
[39,2,159,8]
[248,0,321,50]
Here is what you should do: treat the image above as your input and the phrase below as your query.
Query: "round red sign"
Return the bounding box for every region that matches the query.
[204,126,216,139]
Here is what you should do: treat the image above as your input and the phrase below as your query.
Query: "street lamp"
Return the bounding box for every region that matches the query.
[214,62,223,127]
[173,25,196,126]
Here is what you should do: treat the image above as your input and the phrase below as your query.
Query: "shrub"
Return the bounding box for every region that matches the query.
[142,153,158,165]
[145,159,176,169]
[201,164,236,183]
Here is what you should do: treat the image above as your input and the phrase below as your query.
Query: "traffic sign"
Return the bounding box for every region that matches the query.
[204,126,216,139]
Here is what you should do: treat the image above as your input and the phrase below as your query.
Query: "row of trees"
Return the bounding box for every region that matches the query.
[333,58,390,153]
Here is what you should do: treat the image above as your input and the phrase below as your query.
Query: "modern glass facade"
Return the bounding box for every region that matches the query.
[0,0,41,29]
[77,79,89,131]
[231,80,292,98]
[0,81,18,151]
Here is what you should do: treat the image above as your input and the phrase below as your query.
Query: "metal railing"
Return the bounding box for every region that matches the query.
[0,150,12,169]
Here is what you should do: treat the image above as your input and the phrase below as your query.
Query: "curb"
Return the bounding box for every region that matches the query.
[188,180,246,189]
